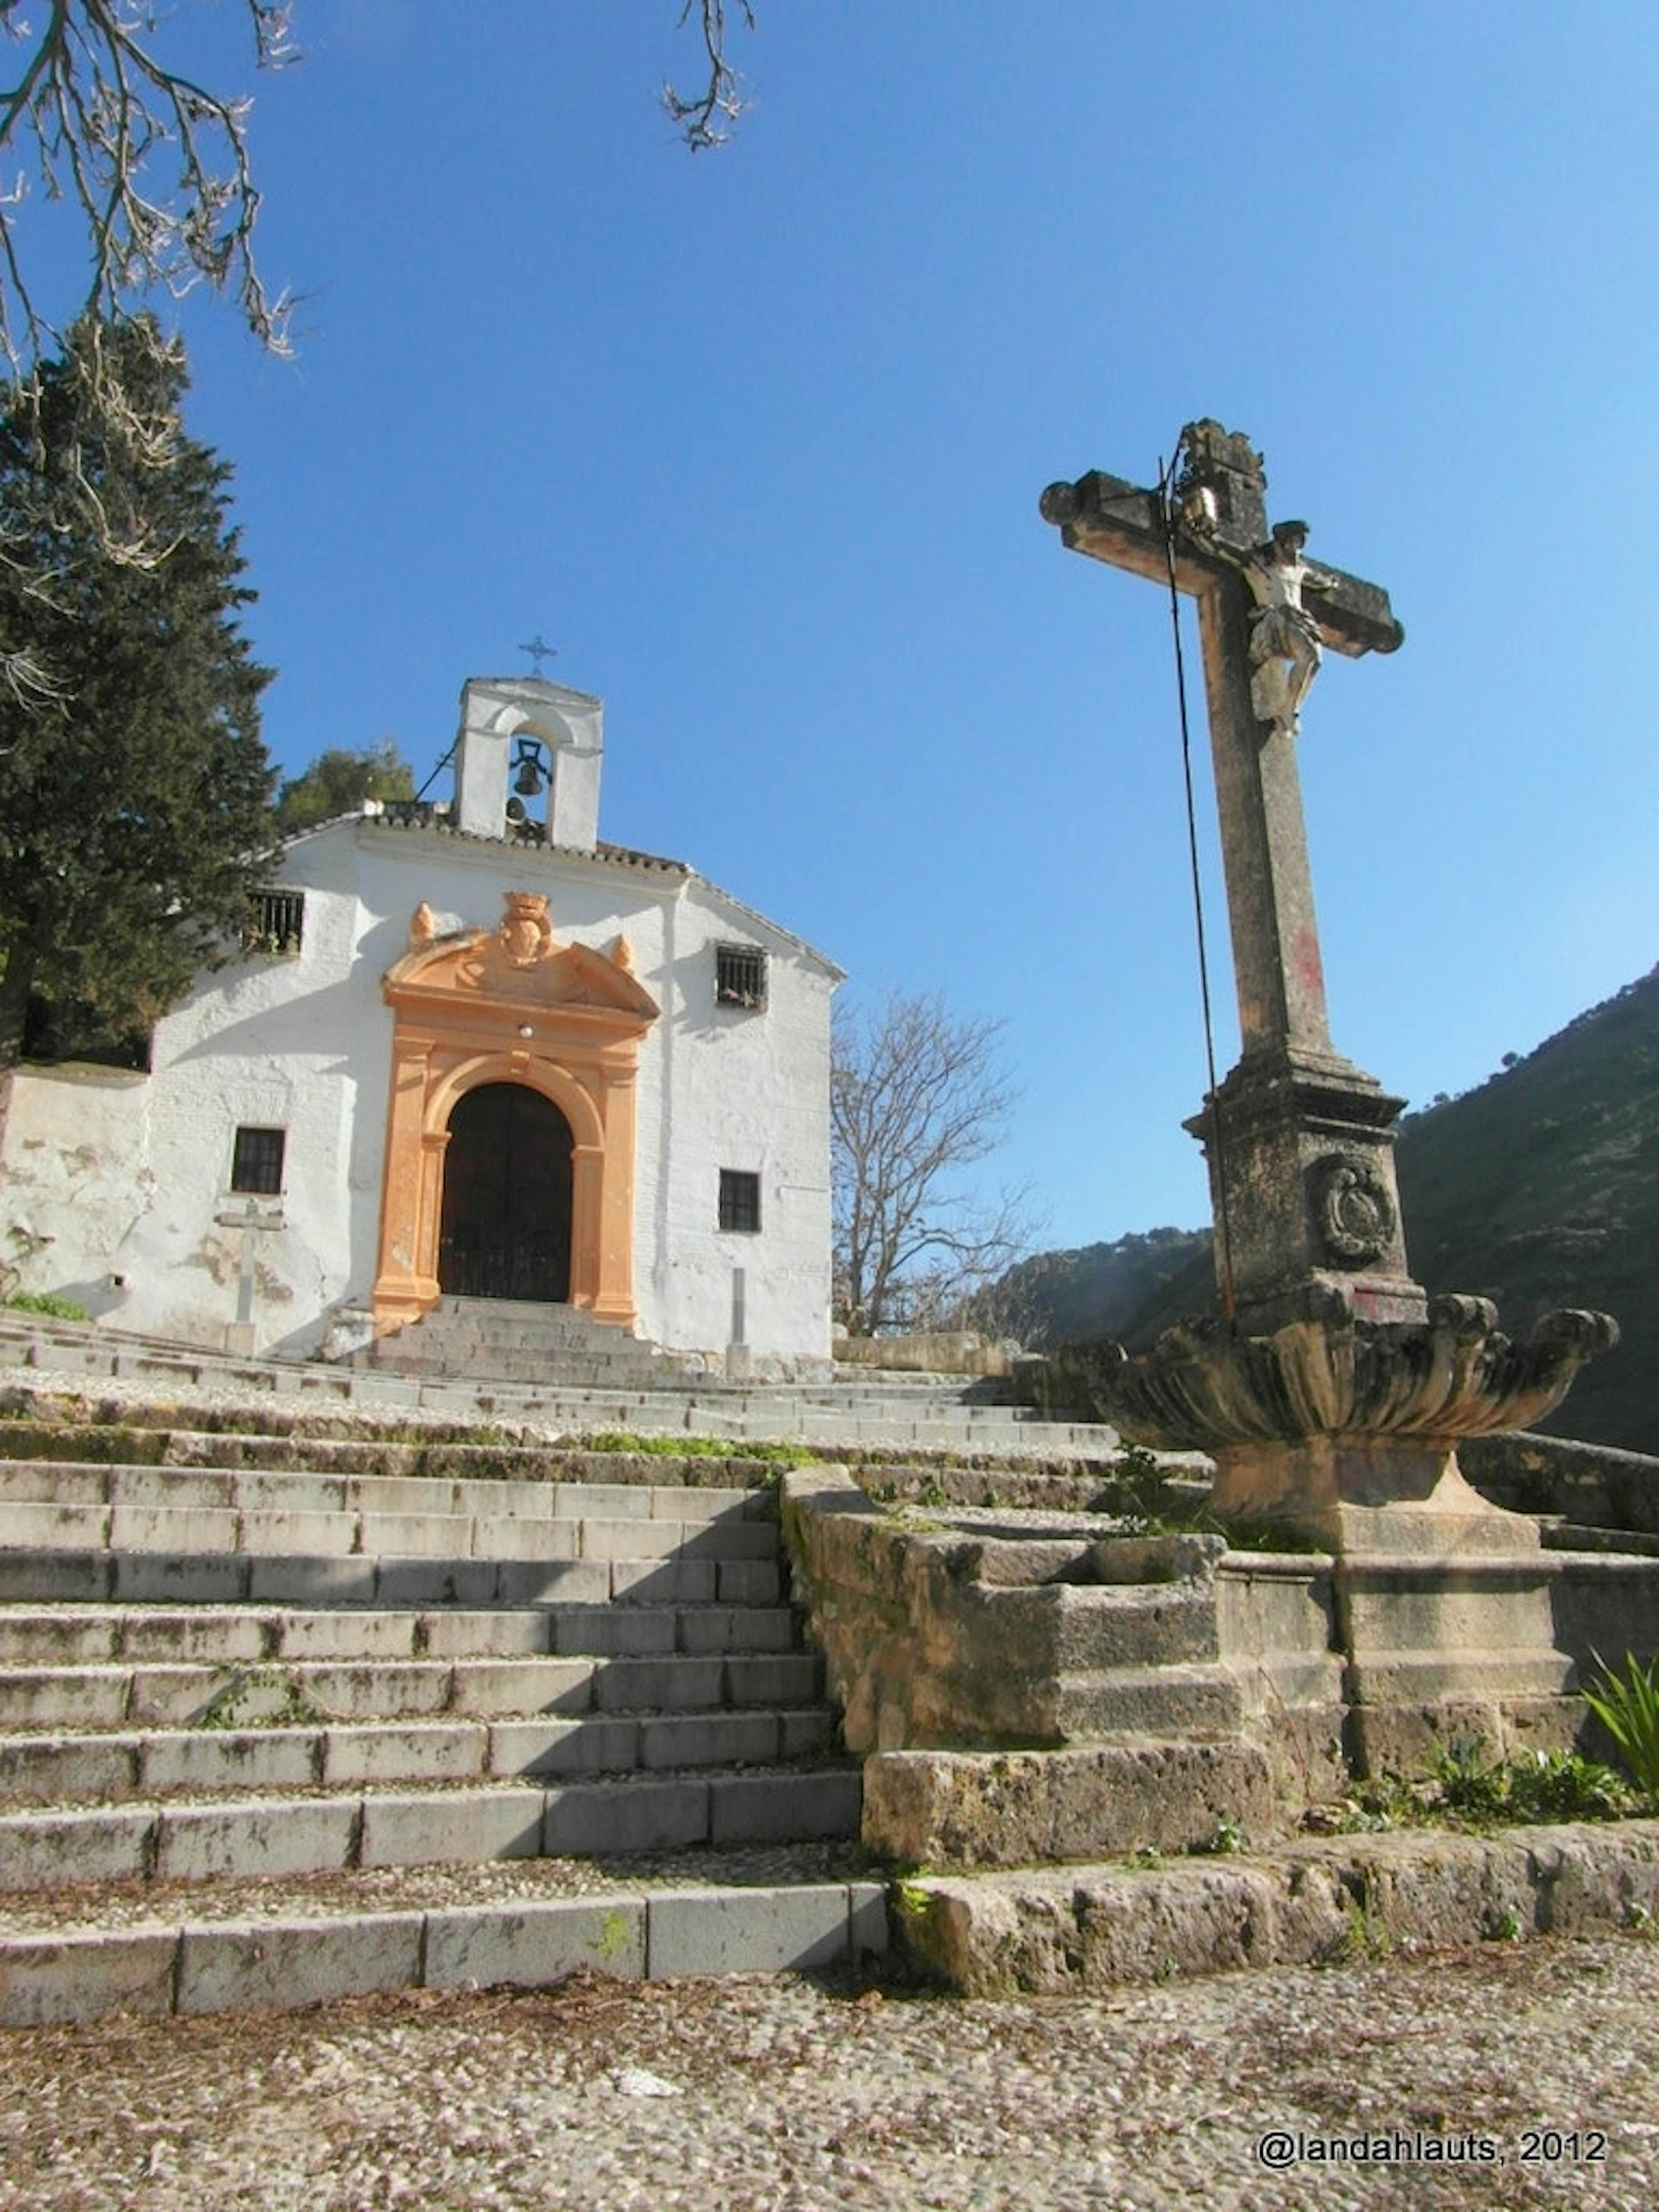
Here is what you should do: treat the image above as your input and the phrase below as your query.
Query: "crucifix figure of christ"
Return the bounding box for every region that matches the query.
[1041,422,1428,1332]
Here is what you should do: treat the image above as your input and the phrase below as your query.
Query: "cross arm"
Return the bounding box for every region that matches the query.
[1039,469,1405,658]
[1039,470,1214,594]
[1300,565,1405,660]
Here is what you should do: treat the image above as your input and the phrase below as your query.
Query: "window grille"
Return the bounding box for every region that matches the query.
[718,1169,762,1233]
[248,889,305,954]
[231,1125,286,1195]
[715,943,767,1011]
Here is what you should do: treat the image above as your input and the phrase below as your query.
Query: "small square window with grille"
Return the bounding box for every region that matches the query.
[248,889,305,955]
[715,943,767,1011]
[231,1125,286,1195]
[718,1169,761,1233]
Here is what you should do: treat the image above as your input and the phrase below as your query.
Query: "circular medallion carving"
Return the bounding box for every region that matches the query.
[1311,1153,1395,1267]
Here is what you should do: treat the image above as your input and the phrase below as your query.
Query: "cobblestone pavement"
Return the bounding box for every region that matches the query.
[1,1937,1656,2210]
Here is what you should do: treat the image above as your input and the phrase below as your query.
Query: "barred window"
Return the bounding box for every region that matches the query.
[715,943,767,1011]
[231,1125,286,1195]
[718,1169,761,1234]
[248,889,305,955]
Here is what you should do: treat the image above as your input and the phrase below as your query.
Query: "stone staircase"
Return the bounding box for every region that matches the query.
[0,1418,878,2024]
[0,1306,1123,1456]
[358,1297,710,1392]
[785,1475,1300,1869]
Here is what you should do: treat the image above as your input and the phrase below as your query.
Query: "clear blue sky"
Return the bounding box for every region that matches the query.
[41,3,1659,1255]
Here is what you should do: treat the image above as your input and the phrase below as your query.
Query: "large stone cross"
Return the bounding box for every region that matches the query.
[1042,423,1423,1329]
[1041,422,1403,1063]
[1039,423,1617,1591]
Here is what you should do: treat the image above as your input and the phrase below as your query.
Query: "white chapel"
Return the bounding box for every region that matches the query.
[0,676,843,1376]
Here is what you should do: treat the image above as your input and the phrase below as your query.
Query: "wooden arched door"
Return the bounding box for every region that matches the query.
[438,1082,574,1303]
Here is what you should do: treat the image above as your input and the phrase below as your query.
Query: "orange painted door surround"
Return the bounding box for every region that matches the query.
[371,893,659,1336]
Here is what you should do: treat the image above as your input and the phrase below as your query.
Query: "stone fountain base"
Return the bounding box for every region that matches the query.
[1074,1291,1624,1775]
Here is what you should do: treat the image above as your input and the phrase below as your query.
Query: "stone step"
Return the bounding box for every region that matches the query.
[861,1737,1274,1869]
[368,1334,688,1368]
[0,1703,840,1805]
[1053,1662,1248,1739]
[0,1430,792,1488]
[0,1866,889,2026]
[369,1319,677,1355]
[0,1599,804,1665]
[0,1546,786,1608]
[1057,1584,1224,1671]
[433,1297,675,1349]
[0,1314,1122,1451]
[0,1500,780,1567]
[0,1459,769,1521]
[0,1764,864,1893]
[0,1649,825,1732]
[365,1300,709,1387]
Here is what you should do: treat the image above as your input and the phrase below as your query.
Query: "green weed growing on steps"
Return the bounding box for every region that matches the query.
[1581,1651,1659,1799]
[1321,1892,1392,1965]
[597,1908,635,1962]
[1190,1817,1245,1856]
[1317,1745,1643,1836]
[581,1431,816,1467]
[1,1291,91,1321]
[196,1666,330,1732]
[891,1876,935,1920]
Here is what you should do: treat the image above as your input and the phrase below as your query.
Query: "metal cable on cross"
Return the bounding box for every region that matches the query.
[1158,442,1238,1327]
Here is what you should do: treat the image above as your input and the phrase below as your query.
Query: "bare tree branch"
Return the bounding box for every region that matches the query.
[0,1,295,379]
[661,0,755,150]
[832,990,1042,1338]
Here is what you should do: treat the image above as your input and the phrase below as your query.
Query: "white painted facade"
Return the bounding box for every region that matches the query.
[0,678,842,1375]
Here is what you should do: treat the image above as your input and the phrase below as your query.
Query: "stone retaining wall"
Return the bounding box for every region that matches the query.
[1463,1429,1659,1534]
[898,1819,1659,1994]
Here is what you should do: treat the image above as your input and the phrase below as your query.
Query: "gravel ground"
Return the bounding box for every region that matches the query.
[1,1937,1656,2210]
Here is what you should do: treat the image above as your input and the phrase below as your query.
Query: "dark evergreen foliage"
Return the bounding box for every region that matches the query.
[0,318,275,1069]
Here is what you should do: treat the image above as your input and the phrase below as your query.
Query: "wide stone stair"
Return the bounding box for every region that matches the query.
[0,1421,879,2024]
[357,1296,710,1392]
[0,1306,1122,1457]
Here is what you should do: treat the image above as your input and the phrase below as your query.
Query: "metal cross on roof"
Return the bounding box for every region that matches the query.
[518,634,558,676]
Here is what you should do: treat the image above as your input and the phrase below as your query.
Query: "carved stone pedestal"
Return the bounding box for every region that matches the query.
[1186,1046,1426,1332]
[1090,1298,1619,1772]
[1210,1432,1540,1557]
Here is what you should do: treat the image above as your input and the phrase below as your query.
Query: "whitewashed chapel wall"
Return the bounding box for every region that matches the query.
[0,817,838,1371]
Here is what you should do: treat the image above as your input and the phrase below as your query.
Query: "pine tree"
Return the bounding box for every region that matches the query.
[0,318,275,1071]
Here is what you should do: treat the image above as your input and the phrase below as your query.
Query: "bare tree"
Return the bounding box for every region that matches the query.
[832,991,1039,1338]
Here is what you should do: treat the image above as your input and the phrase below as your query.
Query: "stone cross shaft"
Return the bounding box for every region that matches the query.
[1042,424,1424,1330]
[1040,423,1403,1064]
